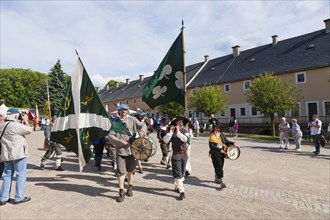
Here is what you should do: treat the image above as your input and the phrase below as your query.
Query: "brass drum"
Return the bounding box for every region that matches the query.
[226,144,241,160]
[131,136,157,161]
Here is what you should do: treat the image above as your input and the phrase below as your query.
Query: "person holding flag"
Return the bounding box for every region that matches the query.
[108,104,147,203]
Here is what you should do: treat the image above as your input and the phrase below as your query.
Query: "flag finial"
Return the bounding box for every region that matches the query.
[181,20,185,31]
[75,49,79,57]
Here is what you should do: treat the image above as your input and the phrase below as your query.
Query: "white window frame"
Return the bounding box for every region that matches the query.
[323,100,330,116]
[243,80,251,91]
[224,83,231,93]
[295,72,306,84]
[239,107,246,117]
[250,106,258,117]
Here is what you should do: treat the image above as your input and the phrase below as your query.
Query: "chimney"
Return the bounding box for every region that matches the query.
[324,18,330,33]
[204,55,209,62]
[126,78,130,85]
[232,45,240,57]
[139,74,144,81]
[116,82,119,88]
[106,84,109,90]
[272,35,278,46]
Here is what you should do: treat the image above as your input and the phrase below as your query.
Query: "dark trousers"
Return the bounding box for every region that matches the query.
[160,142,170,159]
[211,152,225,179]
[94,144,105,166]
[171,158,187,179]
[312,134,320,154]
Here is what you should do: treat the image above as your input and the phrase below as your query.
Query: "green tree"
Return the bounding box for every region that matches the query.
[106,80,122,88]
[246,72,302,136]
[189,84,226,117]
[0,68,47,108]
[158,102,184,119]
[47,59,69,116]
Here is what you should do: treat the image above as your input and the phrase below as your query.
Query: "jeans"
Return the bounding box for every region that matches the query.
[0,158,27,202]
[312,134,320,154]
[294,136,302,149]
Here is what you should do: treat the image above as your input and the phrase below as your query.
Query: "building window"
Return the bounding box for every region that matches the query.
[126,100,129,104]
[243,80,251,91]
[251,107,258,116]
[295,72,306,84]
[133,99,136,104]
[224,84,231,93]
[240,107,246,116]
[325,101,330,116]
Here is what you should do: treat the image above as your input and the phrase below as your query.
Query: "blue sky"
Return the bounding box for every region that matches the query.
[1,0,329,88]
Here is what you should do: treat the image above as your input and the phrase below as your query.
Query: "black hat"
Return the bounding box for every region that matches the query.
[160,118,168,123]
[170,116,189,126]
[213,121,221,128]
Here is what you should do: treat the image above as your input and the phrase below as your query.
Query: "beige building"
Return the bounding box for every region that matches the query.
[100,18,330,129]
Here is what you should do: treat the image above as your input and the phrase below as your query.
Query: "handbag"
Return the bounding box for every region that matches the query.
[0,122,11,155]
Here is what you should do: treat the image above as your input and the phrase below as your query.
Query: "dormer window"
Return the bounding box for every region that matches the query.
[307,44,315,49]
[295,72,306,84]
[210,67,216,71]
[249,58,255,62]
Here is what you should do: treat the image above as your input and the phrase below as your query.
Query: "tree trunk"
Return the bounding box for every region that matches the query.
[270,114,276,136]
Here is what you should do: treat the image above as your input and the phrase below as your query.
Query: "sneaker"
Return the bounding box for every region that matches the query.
[295,148,301,151]
[40,165,45,170]
[14,197,31,205]
[56,166,64,171]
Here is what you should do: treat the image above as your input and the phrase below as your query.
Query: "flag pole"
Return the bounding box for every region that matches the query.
[46,78,51,119]
[181,20,187,115]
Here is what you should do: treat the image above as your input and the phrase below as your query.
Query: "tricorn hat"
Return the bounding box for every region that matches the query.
[170,116,189,126]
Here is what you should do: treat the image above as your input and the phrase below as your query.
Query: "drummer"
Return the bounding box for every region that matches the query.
[208,122,234,190]
[163,116,189,201]
[108,104,147,203]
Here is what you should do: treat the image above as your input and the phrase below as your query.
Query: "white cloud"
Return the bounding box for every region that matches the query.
[1,0,329,88]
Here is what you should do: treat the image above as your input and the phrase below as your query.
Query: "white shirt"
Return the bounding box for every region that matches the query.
[310,119,322,135]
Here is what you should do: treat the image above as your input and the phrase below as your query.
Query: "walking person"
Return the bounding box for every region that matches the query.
[193,118,200,137]
[233,119,239,138]
[0,113,6,179]
[309,114,322,155]
[228,116,235,136]
[40,118,64,171]
[184,122,193,177]
[208,122,234,190]
[108,104,147,203]
[93,136,106,171]
[291,118,303,151]
[0,108,32,205]
[278,117,290,149]
[157,118,170,166]
[163,116,189,200]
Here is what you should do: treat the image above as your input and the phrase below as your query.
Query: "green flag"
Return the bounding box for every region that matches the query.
[51,58,111,171]
[142,31,184,109]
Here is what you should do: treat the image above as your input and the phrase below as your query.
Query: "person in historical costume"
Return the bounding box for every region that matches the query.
[163,116,189,201]
[157,118,171,166]
[108,104,147,203]
[40,118,64,171]
[208,122,234,190]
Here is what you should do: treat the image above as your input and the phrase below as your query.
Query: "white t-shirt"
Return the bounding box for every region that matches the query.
[310,119,322,135]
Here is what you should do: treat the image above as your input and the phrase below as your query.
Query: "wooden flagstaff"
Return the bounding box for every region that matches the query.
[181,20,187,115]
[46,78,51,119]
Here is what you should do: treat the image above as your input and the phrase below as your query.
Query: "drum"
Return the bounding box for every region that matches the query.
[131,136,157,161]
[225,144,240,160]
